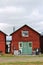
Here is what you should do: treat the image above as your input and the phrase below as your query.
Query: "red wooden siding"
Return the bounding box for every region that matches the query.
[10,25,40,54]
[0,31,6,54]
[40,36,43,53]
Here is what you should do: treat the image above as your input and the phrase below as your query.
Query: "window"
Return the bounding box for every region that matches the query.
[19,42,22,48]
[20,43,22,47]
[22,31,28,37]
[29,43,32,47]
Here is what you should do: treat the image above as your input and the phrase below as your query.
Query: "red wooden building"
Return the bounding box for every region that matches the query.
[10,25,40,55]
[40,35,43,53]
[0,31,7,54]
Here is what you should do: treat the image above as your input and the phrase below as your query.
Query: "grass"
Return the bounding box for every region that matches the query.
[0,62,43,65]
[0,54,43,58]
[0,54,43,65]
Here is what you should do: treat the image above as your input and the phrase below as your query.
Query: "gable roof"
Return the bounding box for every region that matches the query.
[0,30,7,36]
[10,24,40,35]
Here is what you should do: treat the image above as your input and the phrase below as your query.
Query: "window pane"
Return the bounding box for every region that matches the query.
[22,31,28,37]
[20,43,22,47]
[29,43,32,47]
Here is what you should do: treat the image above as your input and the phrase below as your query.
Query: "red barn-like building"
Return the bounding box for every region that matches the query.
[0,31,6,54]
[40,35,43,53]
[10,25,40,55]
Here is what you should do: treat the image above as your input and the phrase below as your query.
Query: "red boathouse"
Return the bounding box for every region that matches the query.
[10,25,40,55]
[0,31,7,54]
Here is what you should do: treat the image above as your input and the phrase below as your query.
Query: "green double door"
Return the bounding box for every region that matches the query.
[19,42,32,55]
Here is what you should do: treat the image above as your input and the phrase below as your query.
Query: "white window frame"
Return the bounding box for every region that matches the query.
[19,42,23,53]
[19,42,23,48]
[22,31,28,37]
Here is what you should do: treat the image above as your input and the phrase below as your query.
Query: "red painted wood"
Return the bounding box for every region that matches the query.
[11,25,40,53]
[0,32,6,54]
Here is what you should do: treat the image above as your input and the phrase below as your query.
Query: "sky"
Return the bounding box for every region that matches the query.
[0,0,43,35]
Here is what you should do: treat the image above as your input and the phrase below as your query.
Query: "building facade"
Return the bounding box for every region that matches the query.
[10,25,40,55]
[40,35,43,53]
[0,31,7,54]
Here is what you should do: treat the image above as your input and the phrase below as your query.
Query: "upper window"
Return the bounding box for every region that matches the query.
[22,31,28,37]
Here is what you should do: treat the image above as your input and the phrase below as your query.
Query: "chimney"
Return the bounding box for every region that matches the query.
[13,27,15,32]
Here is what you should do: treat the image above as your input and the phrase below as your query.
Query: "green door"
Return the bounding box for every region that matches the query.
[22,42,32,55]
[27,43,32,54]
[22,42,28,54]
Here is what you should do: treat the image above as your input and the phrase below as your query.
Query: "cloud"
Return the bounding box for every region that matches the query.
[0,0,43,34]
[0,6,25,14]
[24,8,43,21]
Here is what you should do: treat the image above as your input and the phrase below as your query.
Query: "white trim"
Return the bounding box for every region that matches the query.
[19,42,23,53]
[22,31,29,37]
[19,42,23,48]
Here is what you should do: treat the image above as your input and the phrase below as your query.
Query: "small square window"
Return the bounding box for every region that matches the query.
[20,43,22,47]
[19,42,22,48]
[29,43,32,47]
[22,31,28,37]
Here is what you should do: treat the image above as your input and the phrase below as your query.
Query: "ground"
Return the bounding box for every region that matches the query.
[0,54,43,65]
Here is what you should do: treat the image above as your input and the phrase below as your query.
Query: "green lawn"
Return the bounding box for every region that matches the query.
[0,54,43,57]
[0,62,43,65]
[0,54,43,65]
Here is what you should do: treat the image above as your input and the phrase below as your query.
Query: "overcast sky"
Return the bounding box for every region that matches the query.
[0,0,43,35]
